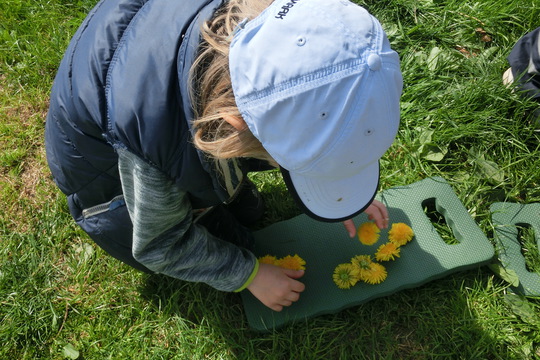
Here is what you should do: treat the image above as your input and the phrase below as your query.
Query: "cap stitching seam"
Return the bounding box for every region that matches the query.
[236,59,367,107]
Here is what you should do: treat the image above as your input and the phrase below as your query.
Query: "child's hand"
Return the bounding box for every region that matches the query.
[247,263,305,312]
[342,199,389,237]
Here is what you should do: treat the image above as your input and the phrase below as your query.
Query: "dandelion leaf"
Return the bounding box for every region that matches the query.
[62,344,80,360]
[488,263,520,287]
[503,293,540,326]
[468,148,504,183]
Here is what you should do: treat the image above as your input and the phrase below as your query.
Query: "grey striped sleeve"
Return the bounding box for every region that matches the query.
[117,147,257,292]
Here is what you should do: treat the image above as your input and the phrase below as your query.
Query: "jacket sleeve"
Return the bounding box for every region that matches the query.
[508,27,540,99]
[116,147,258,292]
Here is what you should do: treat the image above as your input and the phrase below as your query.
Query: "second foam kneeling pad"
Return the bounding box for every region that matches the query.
[491,202,540,296]
[241,177,495,331]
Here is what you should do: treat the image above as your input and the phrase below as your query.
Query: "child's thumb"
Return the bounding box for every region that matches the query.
[283,269,305,279]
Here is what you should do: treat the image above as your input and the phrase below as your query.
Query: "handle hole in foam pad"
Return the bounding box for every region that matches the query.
[516,223,540,274]
[422,198,460,246]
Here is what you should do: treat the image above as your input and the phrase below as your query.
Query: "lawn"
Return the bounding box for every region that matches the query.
[1,0,540,359]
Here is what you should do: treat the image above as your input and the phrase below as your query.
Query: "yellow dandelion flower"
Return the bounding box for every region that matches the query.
[351,255,372,269]
[357,222,380,245]
[276,254,306,270]
[388,222,415,246]
[363,262,388,284]
[351,255,373,281]
[333,263,360,289]
[258,255,278,265]
[375,242,401,262]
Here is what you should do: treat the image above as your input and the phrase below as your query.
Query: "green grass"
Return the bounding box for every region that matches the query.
[2,0,540,358]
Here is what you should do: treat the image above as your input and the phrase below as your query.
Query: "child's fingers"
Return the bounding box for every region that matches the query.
[342,219,357,237]
[365,200,389,229]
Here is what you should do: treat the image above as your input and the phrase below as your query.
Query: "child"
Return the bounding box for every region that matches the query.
[45,0,402,312]
[503,27,540,122]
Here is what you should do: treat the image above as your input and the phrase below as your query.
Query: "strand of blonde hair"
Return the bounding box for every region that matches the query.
[190,0,274,163]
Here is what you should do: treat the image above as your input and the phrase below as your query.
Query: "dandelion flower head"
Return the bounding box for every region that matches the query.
[333,263,360,289]
[363,262,388,284]
[351,255,373,282]
[351,255,372,269]
[258,255,278,265]
[388,222,415,246]
[276,254,306,271]
[357,222,380,245]
[375,242,401,262]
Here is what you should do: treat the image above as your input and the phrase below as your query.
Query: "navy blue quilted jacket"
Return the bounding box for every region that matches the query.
[46,0,228,210]
[44,0,253,274]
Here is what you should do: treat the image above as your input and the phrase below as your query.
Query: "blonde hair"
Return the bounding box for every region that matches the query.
[189,0,275,165]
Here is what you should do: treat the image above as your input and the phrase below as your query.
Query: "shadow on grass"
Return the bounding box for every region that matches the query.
[134,200,520,359]
[137,268,520,359]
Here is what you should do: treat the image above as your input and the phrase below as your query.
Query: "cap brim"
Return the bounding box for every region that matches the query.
[281,161,380,222]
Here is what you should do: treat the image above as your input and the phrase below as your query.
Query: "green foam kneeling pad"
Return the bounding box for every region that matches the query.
[490,202,540,296]
[241,177,495,331]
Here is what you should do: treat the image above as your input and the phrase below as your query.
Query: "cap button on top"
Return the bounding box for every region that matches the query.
[367,53,382,71]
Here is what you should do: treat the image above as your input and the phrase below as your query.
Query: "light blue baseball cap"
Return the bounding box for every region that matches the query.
[229,0,402,222]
